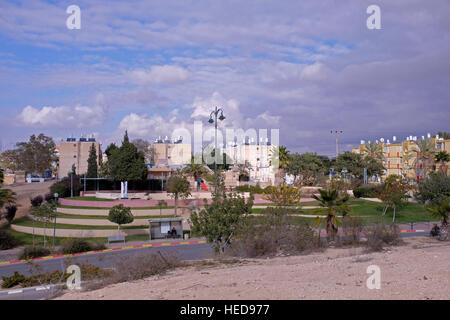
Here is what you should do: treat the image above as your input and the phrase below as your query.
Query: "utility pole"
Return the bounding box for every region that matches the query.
[331,130,343,158]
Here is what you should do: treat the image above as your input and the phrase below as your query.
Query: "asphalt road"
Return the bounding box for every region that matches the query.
[0,242,214,300]
[0,232,429,300]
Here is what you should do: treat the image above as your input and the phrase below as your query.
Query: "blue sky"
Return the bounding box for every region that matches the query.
[1,0,449,156]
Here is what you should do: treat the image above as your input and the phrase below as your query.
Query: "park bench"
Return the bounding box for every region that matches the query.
[108,235,126,244]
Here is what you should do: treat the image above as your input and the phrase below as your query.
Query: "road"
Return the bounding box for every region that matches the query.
[0,241,214,300]
[0,231,429,300]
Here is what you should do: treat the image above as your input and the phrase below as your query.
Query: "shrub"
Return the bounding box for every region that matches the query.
[111,252,180,283]
[232,207,318,257]
[0,229,18,250]
[30,195,43,207]
[19,246,51,260]
[235,185,265,194]
[353,185,381,198]
[340,216,365,245]
[60,238,106,254]
[415,172,450,205]
[365,224,401,252]
[49,182,70,198]
[3,205,17,225]
[1,272,26,288]
[1,264,112,289]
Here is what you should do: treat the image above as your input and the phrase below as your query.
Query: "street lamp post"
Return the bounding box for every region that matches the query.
[208,106,226,196]
[53,193,59,248]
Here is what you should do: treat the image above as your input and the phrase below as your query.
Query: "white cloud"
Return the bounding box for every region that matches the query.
[18,105,107,128]
[128,65,190,85]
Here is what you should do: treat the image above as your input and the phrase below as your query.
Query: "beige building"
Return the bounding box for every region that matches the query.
[353,134,450,181]
[58,138,101,178]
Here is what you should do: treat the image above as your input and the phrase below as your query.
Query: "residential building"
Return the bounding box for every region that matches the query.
[58,137,102,178]
[353,133,450,180]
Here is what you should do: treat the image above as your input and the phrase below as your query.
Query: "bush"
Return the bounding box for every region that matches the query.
[1,264,112,289]
[30,195,43,207]
[365,224,401,252]
[353,184,381,198]
[50,176,82,198]
[0,229,18,250]
[232,207,318,257]
[415,172,450,205]
[19,246,51,260]
[340,216,365,245]
[1,272,26,288]
[235,185,266,194]
[111,252,180,283]
[50,182,70,198]
[60,238,106,254]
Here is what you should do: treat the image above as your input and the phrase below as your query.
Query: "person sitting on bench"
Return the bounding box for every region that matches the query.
[171,227,177,238]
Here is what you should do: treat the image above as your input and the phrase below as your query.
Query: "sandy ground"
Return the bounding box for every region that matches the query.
[6,181,53,219]
[57,236,450,300]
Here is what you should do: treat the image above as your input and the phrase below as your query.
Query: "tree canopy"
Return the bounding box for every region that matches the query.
[334,151,384,180]
[103,131,147,182]
[86,143,98,178]
[286,152,325,186]
[1,134,56,175]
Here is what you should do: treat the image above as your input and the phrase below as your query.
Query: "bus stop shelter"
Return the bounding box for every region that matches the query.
[148,218,183,240]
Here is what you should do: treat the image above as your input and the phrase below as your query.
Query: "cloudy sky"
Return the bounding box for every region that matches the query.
[1,0,449,156]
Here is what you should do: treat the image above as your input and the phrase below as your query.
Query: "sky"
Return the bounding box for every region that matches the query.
[0,0,449,157]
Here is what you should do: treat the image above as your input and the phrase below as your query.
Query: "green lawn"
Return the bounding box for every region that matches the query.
[6,229,150,247]
[252,199,433,224]
[66,196,115,201]
[55,212,175,220]
[13,217,148,230]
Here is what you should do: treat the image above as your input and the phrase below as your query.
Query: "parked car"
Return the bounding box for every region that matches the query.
[26,174,45,183]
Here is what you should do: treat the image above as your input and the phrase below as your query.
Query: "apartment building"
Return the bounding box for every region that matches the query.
[353,133,450,180]
[58,137,101,178]
[224,138,276,186]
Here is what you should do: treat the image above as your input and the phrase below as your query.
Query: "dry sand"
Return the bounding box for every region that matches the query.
[57,236,450,300]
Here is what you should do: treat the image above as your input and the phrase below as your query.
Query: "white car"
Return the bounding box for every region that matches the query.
[26,174,45,183]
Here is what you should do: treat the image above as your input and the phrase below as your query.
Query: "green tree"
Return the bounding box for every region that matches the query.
[335,151,384,181]
[312,189,351,241]
[415,172,450,205]
[103,131,147,198]
[167,173,191,217]
[86,143,98,179]
[189,193,254,253]
[377,175,411,222]
[426,197,450,240]
[13,134,57,175]
[108,204,134,235]
[287,153,325,186]
[435,151,450,175]
[183,156,209,181]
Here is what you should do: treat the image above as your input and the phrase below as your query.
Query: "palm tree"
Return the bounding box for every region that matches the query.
[426,197,450,240]
[435,151,450,175]
[312,189,351,241]
[362,142,384,161]
[412,139,437,180]
[182,157,209,187]
[271,145,290,183]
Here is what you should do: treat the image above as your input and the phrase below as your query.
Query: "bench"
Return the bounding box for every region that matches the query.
[108,235,126,244]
